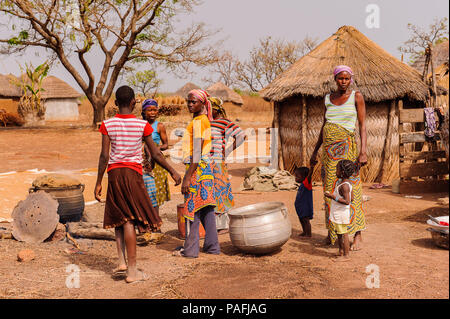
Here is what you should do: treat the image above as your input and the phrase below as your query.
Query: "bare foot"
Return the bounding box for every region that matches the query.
[351,233,363,251]
[299,232,306,237]
[112,265,127,274]
[333,255,350,262]
[125,270,149,284]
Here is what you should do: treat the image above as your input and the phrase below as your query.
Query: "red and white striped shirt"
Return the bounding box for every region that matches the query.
[99,114,153,175]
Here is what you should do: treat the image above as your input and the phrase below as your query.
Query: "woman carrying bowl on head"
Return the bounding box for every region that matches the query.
[310,65,367,251]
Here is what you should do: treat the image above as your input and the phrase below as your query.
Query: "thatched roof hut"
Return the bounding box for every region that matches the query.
[40,76,82,99]
[174,82,201,98]
[0,74,21,98]
[261,25,430,183]
[206,82,244,106]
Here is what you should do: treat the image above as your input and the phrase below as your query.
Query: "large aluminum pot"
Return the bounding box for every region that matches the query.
[228,201,291,254]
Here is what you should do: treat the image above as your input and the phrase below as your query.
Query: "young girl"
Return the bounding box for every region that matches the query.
[142,99,171,208]
[294,165,315,238]
[173,89,220,258]
[95,86,181,283]
[324,159,355,262]
[141,99,170,217]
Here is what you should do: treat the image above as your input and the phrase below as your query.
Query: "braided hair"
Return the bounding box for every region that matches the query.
[337,159,355,179]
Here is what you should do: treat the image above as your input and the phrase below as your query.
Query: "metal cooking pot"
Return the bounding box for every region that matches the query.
[29,184,85,223]
[228,201,292,254]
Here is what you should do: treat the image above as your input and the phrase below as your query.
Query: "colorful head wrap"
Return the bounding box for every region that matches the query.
[209,97,226,118]
[142,99,158,110]
[141,99,158,119]
[188,89,213,121]
[333,65,354,83]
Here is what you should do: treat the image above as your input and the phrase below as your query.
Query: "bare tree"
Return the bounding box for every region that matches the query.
[0,0,220,125]
[202,51,240,88]
[234,36,318,92]
[399,17,448,66]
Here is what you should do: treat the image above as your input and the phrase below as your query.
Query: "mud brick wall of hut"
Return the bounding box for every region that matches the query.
[276,96,400,183]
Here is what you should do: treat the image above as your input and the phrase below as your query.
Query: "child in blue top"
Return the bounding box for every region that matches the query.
[294,166,315,238]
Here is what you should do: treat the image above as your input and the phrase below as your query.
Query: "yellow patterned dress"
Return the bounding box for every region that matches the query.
[322,92,366,244]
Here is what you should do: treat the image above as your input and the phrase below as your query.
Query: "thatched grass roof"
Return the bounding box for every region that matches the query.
[40,76,82,99]
[412,40,449,73]
[174,82,201,98]
[206,82,244,105]
[16,74,82,99]
[0,74,21,98]
[260,25,429,103]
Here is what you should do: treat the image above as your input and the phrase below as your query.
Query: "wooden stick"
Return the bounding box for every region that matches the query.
[66,232,81,249]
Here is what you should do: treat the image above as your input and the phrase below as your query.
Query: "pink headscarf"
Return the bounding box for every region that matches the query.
[188,89,213,121]
[333,65,354,83]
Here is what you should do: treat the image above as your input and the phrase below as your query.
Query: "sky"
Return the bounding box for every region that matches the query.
[0,0,448,94]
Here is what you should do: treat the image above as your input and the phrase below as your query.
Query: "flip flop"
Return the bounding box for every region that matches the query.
[125,270,149,284]
[112,267,128,275]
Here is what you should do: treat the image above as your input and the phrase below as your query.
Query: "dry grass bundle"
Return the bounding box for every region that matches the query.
[260,25,429,104]
[0,109,24,126]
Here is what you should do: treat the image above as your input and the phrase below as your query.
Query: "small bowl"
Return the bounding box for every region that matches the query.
[426,216,449,231]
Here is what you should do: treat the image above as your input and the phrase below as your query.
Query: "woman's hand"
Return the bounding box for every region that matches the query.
[310,152,318,167]
[171,171,182,186]
[181,175,191,195]
[324,191,335,200]
[358,152,368,166]
[94,183,103,202]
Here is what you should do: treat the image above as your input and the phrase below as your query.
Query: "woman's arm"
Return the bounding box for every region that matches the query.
[310,111,326,166]
[94,134,110,202]
[144,135,181,185]
[355,91,367,165]
[158,122,169,151]
[181,137,203,195]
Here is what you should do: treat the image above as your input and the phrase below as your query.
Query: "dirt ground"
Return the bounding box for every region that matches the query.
[0,125,448,299]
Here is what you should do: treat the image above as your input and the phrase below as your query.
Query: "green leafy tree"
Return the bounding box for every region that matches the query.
[0,0,219,125]
[126,69,161,97]
[13,61,50,120]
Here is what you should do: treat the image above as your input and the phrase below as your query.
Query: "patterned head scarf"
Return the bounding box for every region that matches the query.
[188,89,213,121]
[209,96,226,118]
[141,99,158,119]
[333,65,354,83]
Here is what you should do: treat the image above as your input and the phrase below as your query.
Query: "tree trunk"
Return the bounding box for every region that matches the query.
[92,104,106,126]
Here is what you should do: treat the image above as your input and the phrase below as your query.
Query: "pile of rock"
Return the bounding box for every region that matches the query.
[239,166,299,192]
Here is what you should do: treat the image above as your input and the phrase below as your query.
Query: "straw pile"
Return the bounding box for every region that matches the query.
[239,167,298,192]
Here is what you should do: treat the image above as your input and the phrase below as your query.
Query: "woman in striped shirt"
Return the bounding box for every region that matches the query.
[209,97,246,233]
[95,86,181,283]
[310,65,367,252]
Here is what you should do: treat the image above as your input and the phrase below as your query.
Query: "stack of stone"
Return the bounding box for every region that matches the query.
[239,166,298,192]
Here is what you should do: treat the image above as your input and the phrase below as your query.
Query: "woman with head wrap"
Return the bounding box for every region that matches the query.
[141,99,171,214]
[209,97,246,234]
[310,65,367,252]
[173,89,220,258]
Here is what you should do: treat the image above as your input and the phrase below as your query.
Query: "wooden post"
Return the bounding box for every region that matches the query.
[271,102,282,170]
[301,96,307,166]
[398,99,404,182]
[378,99,396,183]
